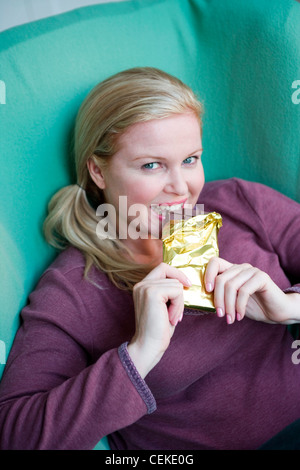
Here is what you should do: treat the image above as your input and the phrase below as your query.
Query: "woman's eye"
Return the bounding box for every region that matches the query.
[142,162,160,170]
[183,156,199,165]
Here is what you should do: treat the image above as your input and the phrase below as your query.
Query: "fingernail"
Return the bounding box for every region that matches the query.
[186,278,192,287]
[236,313,242,321]
[226,314,233,324]
[216,307,224,317]
[175,313,183,326]
[206,282,213,292]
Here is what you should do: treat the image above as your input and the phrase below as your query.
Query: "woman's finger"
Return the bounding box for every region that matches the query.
[222,268,258,323]
[134,278,185,327]
[145,262,192,288]
[209,261,257,323]
[235,270,270,320]
[165,284,185,326]
[215,265,267,324]
[204,257,233,292]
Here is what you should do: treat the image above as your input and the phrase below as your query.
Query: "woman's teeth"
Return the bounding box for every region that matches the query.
[151,203,184,214]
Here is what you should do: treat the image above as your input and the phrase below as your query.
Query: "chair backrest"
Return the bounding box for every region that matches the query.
[0,0,299,381]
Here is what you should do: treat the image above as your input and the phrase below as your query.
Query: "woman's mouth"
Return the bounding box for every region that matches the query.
[150,201,187,219]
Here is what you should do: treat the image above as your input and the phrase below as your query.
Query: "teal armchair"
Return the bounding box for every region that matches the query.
[0,0,299,450]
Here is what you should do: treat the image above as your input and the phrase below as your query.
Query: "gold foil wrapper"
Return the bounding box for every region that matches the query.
[162,212,222,312]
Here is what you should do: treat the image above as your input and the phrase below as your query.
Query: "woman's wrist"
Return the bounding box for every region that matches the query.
[284,292,300,324]
[127,341,162,379]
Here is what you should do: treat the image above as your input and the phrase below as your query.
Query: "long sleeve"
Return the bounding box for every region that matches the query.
[238,179,300,289]
[0,262,156,450]
[199,178,300,294]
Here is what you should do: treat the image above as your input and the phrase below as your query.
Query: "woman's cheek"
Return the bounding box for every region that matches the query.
[128,184,163,206]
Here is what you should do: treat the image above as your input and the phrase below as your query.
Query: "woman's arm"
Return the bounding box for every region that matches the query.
[0,346,153,450]
[128,263,191,378]
[205,257,300,325]
[0,269,156,450]
[203,180,300,325]
[240,180,300,289]
[0,261,190,449]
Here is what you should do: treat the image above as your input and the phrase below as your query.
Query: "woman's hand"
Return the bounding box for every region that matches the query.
[205,257,300,325]
[127,263,191,378]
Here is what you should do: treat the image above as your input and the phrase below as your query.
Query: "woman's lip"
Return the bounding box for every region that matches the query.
[155,198,188,207]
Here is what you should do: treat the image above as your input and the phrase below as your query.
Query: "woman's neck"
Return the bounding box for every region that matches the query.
[124,237,163,266]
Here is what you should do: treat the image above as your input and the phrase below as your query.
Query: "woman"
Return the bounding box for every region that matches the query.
[0,67,300,450]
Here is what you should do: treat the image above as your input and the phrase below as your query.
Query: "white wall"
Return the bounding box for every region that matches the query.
[0,0,128,32]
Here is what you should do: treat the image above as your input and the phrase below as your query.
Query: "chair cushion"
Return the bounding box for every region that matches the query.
[0,0,299,449]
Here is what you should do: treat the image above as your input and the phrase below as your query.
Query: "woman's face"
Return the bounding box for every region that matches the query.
[89,112,204,240]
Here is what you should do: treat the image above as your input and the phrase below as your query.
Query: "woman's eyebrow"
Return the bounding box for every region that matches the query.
[132,154,165,161]
[132,148,203,161]
[188,148,203,155]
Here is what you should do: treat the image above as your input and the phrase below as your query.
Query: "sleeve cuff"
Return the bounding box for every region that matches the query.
[284,285,300,295]
[118,342,157,414]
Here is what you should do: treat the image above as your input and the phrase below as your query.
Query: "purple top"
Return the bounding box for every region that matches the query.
[0,178,300,450]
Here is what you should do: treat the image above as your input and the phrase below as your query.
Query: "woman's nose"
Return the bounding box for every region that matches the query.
[164,168,188,196]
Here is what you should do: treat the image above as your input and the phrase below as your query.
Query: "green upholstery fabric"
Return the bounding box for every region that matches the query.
[0,0,299,450]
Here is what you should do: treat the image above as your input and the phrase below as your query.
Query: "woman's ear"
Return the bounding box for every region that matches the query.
[87,156,106,189]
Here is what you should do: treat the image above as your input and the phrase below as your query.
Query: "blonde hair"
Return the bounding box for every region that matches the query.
[44,67,203,290]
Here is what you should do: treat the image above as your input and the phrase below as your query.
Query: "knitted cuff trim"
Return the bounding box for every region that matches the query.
[118,342,157,414]
[284,285,300,295]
